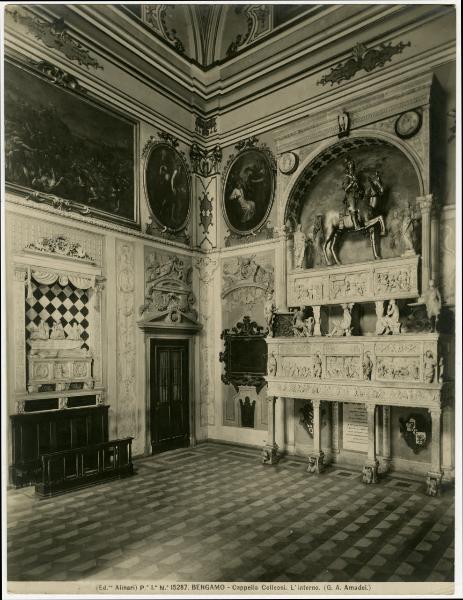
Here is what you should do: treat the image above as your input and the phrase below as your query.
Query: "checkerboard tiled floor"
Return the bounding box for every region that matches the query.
[7,443,454,582]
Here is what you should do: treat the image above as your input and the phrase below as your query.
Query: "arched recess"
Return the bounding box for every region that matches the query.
[283,134,425,227]
[283,134,424,265]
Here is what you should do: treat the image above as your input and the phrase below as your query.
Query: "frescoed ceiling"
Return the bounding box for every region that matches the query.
[121,4,318,68]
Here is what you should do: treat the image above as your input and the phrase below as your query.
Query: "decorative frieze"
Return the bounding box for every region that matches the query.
[267,333,442,390]
[288,255,419,307]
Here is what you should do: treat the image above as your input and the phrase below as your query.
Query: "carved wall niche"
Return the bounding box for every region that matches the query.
[285,138,422,266]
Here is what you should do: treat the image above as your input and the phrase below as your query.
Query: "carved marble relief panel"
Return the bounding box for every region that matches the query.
[288,255,419,307]
[141,247,195,320]
[116,240,136,439]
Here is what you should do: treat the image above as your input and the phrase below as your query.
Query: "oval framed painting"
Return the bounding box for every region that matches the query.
[223,148,275,235]
[145,143,191,232]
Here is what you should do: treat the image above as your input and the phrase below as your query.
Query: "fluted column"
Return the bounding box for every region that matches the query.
[417,194,434,295]
[331,402,340,456]
[362,404,379,483]
[307,399,325,473]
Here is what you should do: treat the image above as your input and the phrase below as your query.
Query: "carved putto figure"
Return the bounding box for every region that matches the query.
[362,351,373,380]
[328,303,354,337]
[264,290,276,335]
[423,350,437,384]
[305,316,315,337]
[423,280,442,332]
[50,322,66,340]
[30,320,49,340]
[293,224,307,270]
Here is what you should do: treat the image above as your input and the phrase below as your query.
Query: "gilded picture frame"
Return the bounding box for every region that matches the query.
[144,142,191,233]
[222,147,275,236]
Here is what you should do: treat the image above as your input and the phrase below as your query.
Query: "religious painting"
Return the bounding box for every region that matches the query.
[223,148,275,235]
[145,143,191,232]
[4,61,136,225]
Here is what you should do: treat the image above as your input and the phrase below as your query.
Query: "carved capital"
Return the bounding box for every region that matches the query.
[195,256,218,283]
[14,267,28,283]
[190,143,222,177]
[416,194,434,215]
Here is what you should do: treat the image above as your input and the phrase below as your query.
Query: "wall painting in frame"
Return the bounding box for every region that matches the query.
[223,147,275,235]
[4,60,137,227]
[144,143,191,233]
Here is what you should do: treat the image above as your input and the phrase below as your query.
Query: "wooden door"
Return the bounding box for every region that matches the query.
[150,338,189,454]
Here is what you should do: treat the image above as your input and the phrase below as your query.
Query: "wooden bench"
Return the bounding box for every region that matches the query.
[35,437,134,497]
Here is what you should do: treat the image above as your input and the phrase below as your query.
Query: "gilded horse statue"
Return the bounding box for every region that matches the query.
[323,160,386,266]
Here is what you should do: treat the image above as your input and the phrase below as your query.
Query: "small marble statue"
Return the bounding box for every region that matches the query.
[292,307,311,337]
[342,158,363,230]
[438,357,444,383]
[337,109,350,137]
[293,224,307,270]
[50,322,66,340]
[388,209,402,251]
[423,350,437,384]
[30,320,49,340]
[268,352,277,377]
[362,351,373,381]
[68,322,83,341]
[401,204,416,254]
[328,303,354,337]
[381,299,401,335]
[264,291,276,335]
[305,316,315,337]
[423,280,442,332]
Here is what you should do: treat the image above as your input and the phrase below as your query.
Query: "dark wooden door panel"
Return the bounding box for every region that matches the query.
[150,339,189,453]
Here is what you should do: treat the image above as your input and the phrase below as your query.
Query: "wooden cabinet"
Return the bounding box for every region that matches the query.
[10,405,109,487]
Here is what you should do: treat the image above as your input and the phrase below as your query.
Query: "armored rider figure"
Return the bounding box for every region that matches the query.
[342,157,363,230]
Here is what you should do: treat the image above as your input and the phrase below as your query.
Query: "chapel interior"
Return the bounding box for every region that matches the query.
[3,2,457,585]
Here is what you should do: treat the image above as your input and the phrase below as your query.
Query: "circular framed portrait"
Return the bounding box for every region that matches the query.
[395,110,422,140]
[223,148,275,235]
[145,143,191,232]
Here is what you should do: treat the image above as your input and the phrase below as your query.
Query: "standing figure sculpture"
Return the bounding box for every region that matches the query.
[424,350,437,384]
[264,290,276,336]
[423,280,442,332]
[293,224,307,270]
[322,160,386,265]
[311,215,325,267]
[401,203,417,254]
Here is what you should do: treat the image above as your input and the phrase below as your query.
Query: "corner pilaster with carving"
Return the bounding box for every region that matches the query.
[13,267,28,396]
[195,256,219,427]
[116,240,137,439]
[190,143,222,249]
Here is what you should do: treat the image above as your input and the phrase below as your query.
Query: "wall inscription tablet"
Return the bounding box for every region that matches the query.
[343,402,368,452]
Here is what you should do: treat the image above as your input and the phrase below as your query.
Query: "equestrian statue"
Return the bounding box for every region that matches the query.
[322,158,386,266]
